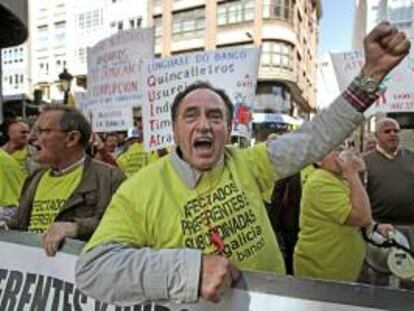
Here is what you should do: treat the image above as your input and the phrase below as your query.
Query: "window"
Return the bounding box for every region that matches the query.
[37,25,49,46]
[261,41,293,70]
[77,48,87,64]
[130,17,142,28]
[172,8,205,38]
[78,9,101,32]
[39,61,50,76]
[217,0,254,26]
[55,21,66,45]
[154,16,162,42]
[262,0,292,23]
[118,21,123,31]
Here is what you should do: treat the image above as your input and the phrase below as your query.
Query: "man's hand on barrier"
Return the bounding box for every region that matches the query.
[362,21,411,83]
[199,255,240,303]
[41,222,78,256]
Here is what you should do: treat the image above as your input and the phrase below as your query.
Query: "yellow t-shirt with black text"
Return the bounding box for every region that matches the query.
[28,165,83,233]
[116,142,159,178]
[86,144,286,275]
[294,169,366,281]
[0,149,24,206]
[10,148,29,177]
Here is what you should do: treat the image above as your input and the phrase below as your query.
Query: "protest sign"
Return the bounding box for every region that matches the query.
[0,231,411,311]
[330,51,414,115]
[141,48,260,151]
[87,27,155,108]
[74,92,91,118]
[91,105,133,132]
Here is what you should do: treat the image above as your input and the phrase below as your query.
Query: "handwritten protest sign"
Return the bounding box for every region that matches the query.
[87,27,154,108]
[141,48,260,151]
[330,51,414,115]
[91,106,133,132]
[74,92,91,118]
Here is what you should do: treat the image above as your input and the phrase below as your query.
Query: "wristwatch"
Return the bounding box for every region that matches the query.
[354,73,380,100]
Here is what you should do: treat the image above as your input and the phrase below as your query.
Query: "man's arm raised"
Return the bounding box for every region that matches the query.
[267,22,410,180]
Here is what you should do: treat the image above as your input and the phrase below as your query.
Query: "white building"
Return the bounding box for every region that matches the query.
[352,0,414,50]
[1,44,30,97]
[1,0,149,106]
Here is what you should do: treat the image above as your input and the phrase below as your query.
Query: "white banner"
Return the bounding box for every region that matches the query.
[330,51,414,115]
[141,48,261,151]
[91,106,133,132]
[0,237,385,311]
[87,27,155,109]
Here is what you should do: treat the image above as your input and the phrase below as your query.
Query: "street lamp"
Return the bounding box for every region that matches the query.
[58,68,73,105]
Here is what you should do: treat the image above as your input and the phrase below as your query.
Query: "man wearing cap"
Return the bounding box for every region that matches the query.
[76,22,410,304]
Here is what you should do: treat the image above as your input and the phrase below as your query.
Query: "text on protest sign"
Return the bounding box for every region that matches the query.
[330,51,414,115]
[141,48,260,151]
[92,106,134,132]
[87,27,155,109]
[0,237,390,311]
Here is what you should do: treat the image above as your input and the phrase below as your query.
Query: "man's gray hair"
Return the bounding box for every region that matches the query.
[40,104,91,149]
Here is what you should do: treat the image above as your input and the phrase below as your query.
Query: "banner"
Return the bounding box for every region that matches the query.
[141,48,261,151]
[330,50,414,115]
[87,27,155,109]
[91,106,134,132]
[0,231,412,310]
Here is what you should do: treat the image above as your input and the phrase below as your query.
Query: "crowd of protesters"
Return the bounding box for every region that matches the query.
[0,21,413,305]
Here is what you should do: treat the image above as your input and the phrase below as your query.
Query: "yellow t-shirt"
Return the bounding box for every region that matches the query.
[294,169,366,282]
[28,165,83,233]
[86,144,286,275]
[10,148,29,177]
[0,149,24,206]
[116,142,159,178]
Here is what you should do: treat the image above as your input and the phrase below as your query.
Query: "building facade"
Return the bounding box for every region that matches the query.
[352,0,414,51]
[2,0,148,106]
[0,0,30,120]
[150,0,322,118]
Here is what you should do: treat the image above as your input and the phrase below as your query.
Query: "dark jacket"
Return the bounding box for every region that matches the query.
[10,156,125,240]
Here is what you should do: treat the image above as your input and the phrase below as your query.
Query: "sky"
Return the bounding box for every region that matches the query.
[318,0,355,56]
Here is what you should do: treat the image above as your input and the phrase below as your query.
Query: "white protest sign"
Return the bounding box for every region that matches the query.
[74,92,91,118]
[0,238,384,311]
[91,106,133,132]
[142,48,260,151]
[87,27,155,108]
[330,51,414,115]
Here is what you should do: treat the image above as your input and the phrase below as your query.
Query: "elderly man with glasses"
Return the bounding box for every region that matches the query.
[8,105,125,256]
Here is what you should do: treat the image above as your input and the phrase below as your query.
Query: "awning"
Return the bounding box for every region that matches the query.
[253,113,304,126]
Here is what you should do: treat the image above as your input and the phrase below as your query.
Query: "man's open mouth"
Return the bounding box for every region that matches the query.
[193,138,212,150]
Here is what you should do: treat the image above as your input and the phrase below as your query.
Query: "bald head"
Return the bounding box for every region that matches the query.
[7,121,30,149]
[375,118,400,154]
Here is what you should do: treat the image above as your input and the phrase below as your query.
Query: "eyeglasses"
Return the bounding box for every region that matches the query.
[383,129,400,134]
[32,127,70,135]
